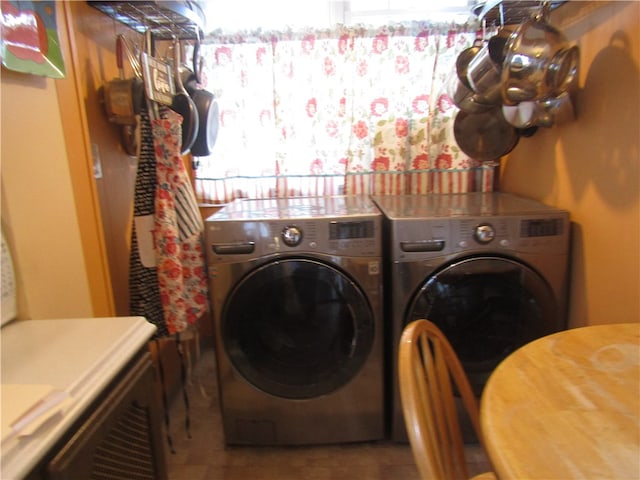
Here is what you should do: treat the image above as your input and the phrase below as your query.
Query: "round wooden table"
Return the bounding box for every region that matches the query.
[480,323,640,479]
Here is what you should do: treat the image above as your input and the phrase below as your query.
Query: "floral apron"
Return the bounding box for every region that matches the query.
[129,104,208,451]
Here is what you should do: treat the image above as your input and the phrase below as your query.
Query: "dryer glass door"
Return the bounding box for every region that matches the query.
[407,256,558,394]
[222,258,374,399]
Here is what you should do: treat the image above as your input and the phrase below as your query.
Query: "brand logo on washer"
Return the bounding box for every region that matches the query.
[368,261,380,276]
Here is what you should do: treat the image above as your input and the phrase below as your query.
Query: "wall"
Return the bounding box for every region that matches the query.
[0,71,94,319]
[500,1,640,327]
[63,1,140,316]
[0,2,113,320]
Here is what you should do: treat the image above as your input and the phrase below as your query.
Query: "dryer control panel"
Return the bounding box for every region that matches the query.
[389,213,569,261]
[457,216,567,250]
[373,192,570,261]
[520,218,564,238]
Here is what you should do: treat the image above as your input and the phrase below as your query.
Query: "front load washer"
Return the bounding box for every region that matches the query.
[205,196,384,445]
[371,192,570,441]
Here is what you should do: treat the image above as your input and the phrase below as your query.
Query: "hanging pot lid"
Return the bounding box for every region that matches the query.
[454,108,520,161]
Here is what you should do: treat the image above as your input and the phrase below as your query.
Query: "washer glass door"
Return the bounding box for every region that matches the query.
[407,256,558,394]
[223,258,374,399]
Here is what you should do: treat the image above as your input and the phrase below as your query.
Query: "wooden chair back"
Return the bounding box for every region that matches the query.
[398,319,494,480]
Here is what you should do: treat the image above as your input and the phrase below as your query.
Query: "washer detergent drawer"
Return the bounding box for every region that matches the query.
[212,242,256,255]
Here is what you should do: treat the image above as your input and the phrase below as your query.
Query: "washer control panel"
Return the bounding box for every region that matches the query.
[206,217,381,261]
[272,219,379,256]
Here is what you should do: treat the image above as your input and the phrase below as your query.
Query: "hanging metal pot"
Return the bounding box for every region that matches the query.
[453,108,520,161]
[189,86,219,157]
[102,34,144,156]
[171,38,199,155]
[104,35,144,126]
[450,43,494,113]
[502,101,541,129]
[501,4,580,105]
[465,42,504,106]
[502,89,576,130]
[184,33,219,157]
[448,74,494,114]
[538,91,576,127]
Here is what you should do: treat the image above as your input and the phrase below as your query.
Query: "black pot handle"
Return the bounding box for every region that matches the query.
[193,28,203,85]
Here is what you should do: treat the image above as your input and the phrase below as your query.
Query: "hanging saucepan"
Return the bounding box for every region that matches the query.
[453,108,520,161]
[458,27,514,108]
[502,89,576,130]
[104,34,144,156]
[465,41,504,106]
[502,101,543,129]
[104,36,143,126]
[449,43,494,114]
[448,74,494,114]
[538,91,576,126]
[184,33,219,157]
[171,38,199,155]
[488,26,515,64]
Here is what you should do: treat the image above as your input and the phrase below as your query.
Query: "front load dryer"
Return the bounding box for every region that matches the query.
[372,192,570,441]
[205,196,385,445]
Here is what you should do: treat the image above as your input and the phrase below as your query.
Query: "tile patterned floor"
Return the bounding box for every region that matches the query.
[164,347,491,479]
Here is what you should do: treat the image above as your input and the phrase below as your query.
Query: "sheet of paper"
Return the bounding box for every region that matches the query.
[1,384,73,442]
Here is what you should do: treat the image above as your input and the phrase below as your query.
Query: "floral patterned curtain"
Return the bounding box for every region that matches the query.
[194,22,497,204]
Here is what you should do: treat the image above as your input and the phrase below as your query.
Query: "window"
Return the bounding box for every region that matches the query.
[202,0,475,31]
[193,1,497,204]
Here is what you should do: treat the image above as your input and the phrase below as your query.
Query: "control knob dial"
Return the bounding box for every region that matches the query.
[474,223,495,244]
[282,226,303,247]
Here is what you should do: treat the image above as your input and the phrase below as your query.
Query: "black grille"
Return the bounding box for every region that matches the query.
[90,402,154,480]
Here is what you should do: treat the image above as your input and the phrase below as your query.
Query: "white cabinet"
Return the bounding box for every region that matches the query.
[43,351,166,480]
[1,317,165,479]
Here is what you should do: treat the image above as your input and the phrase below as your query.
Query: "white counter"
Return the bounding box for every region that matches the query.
[1,317,156,479]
